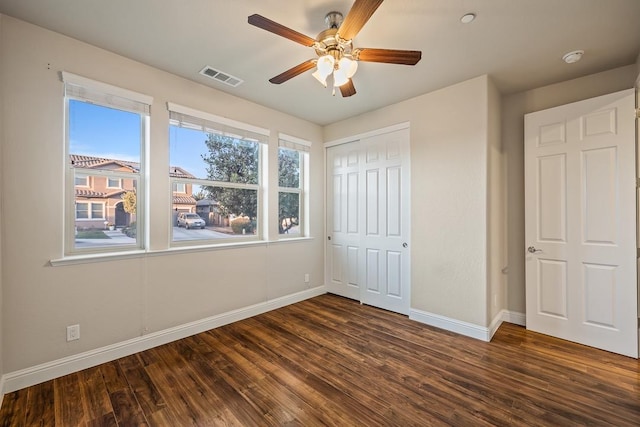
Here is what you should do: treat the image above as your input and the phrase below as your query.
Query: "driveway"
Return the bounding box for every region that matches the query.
[172,226,232,241]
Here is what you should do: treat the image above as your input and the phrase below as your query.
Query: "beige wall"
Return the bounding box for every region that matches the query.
[501,64,638,314]
[0,15,324,373]
[487,77,505,323]
[0,13,4,383]
[325,75,495,327]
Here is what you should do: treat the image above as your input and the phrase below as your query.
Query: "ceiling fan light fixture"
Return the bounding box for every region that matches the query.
[333,68,349,87]
[339,57,358,78]
[317,54,335,76]
[312,70,328,87]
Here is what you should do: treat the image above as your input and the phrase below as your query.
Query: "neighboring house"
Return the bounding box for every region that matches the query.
[72,154,198,229]
[196,199,228,227]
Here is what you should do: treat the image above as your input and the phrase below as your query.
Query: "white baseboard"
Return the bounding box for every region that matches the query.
[502,310,526,326]
[409,308,527,342]
[1,286,326,395]
[409,308,493,342]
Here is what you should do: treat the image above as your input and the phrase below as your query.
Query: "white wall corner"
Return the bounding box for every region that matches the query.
[488,310,505,341]
[0,376,5,408]
[1,286,326,395]
[409,308,493,342]
[502,310,526,327]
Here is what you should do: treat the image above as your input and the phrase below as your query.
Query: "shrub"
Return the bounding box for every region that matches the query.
[122,221,137,238]
[230,217,253,235]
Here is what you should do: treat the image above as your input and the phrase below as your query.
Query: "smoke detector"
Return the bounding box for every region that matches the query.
[562,50,584,64]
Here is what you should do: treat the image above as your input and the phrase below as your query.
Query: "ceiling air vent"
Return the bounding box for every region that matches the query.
[199,66,243,87]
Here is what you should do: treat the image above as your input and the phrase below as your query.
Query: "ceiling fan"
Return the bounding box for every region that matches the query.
[248,0,422,97]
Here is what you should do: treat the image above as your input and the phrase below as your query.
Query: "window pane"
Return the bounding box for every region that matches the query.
[69,100,141,165]
[172,184,258,242]
[170,125,259,183]
[91,203,104,219]
[278,192,300,235]
[174,182,186,193]
[76,202,88,219]
[278,148,300,188]
[74,177,139,249]
[67,91,144,253]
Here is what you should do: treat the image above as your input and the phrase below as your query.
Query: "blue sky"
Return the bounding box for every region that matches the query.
[69,100,210,178]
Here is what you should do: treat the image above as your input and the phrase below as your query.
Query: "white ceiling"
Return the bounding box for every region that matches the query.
[1,0,639,125]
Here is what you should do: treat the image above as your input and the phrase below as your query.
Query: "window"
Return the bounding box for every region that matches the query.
[63,72,151,254]
[107,177,122,189]
[174,182,186,193]
[75,175,89,187]
[278,136,309,236]
[168,103,267,244]
[75,202,105,220]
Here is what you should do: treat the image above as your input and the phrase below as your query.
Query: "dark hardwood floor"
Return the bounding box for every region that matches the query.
[1,294,639,426]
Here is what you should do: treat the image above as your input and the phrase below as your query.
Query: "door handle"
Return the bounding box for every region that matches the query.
[402,242,408,248]
[527,246,542,254]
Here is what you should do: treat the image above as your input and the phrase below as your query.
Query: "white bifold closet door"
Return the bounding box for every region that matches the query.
[326,126,411,315]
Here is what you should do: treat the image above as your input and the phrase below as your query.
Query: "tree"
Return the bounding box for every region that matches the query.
[278,148,300,234]
[121,190,136,214]
[201,134,259,222]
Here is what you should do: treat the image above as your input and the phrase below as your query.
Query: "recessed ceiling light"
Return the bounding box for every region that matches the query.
[460,13,476,24]
[562,50,584,64]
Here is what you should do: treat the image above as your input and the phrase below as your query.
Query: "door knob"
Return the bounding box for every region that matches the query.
[402,242,408,248]
[527,246,542,253]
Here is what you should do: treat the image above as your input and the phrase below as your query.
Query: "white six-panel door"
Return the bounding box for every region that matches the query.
[326,127,411,315]
[525,89,638,358]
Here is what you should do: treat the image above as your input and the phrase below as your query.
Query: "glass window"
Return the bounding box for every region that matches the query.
[64,72,150,254]
[107,177,122,188]
[174,182,186,193]
[277,138,309,237]
[168,105,267,244]
[75,176,89,186]
[76,202,89,219]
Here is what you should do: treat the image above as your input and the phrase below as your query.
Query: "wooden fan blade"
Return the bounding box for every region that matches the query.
[338,0,384,41]
[356,48,422,65]
[340,79,356,97]
[248,14,316,47]
[269,60,316,84]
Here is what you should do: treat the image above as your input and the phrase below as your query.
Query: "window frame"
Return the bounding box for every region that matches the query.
[167,102,268,246]
[106,177,123,189]
[277,134,310,238]
[63,72,151,256]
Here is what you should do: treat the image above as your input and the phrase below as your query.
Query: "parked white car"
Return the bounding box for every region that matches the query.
[177,212,206,229]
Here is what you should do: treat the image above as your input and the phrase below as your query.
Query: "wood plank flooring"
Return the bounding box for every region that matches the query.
[1,294,639,426]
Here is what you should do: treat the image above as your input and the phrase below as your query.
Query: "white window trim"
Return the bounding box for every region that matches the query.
[278,135,310,238]
[64,74,151,256]
[168,104,267,246]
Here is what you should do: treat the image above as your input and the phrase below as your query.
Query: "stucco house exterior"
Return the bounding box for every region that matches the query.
[72,154,197,229]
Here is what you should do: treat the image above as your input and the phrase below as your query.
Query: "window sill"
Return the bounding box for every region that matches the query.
[49,237,314,266]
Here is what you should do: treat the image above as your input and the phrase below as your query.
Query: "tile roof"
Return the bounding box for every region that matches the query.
[75,189,126,199]
[70,154,196,178]
[173,195,197,205]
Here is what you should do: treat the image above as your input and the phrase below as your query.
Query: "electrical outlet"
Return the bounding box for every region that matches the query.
[304,273,310,283]
[66,324,80,342]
